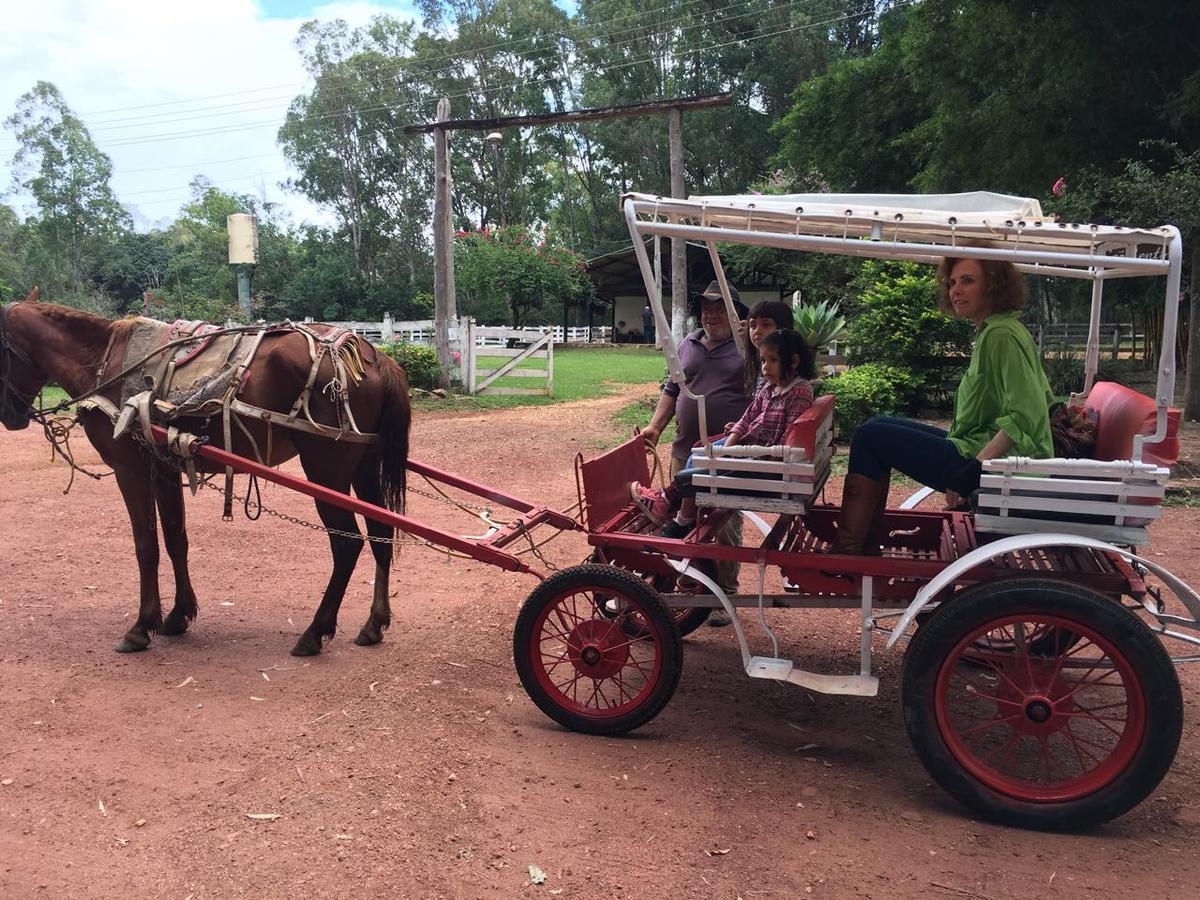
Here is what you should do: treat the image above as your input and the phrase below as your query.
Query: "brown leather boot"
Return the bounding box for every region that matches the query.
[831,473,889,555]
[863,471,892,556]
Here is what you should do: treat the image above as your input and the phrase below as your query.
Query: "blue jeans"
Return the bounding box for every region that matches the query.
[848,416,981,495]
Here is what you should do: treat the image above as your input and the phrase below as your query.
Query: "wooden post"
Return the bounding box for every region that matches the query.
[433,97,457,389]
[668,107,687,343]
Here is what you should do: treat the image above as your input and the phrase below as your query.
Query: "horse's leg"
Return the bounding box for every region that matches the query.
[291,442,364,657]
[351,455,394,647]
[154,467,199,637]
[111,465,164,653]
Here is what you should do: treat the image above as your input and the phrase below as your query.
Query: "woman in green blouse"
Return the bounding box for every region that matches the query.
[832,253,1054,554]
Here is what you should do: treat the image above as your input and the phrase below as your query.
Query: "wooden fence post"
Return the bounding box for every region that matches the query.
[433,97,457,389]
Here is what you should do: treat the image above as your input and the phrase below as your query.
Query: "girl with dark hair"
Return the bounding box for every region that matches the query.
[633,329,817,538]
[741,298,796,395]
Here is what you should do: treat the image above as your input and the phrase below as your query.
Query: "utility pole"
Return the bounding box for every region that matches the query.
[432,97,457,389]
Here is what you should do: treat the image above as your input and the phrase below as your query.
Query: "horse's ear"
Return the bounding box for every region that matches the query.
[23,286,39,303]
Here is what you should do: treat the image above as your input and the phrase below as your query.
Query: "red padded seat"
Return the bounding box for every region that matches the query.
[783,394,835,455]
[1085,381,1179,467]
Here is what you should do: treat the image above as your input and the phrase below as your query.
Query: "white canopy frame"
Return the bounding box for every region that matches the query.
[623,191,1183,462]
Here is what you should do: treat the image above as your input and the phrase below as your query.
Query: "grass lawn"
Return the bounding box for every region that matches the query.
[417,344,666,411]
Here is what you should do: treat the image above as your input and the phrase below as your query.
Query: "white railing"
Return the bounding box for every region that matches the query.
[308,315,611,346]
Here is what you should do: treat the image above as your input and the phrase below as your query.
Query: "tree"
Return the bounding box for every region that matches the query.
[4,81,130,296]
[1052,145,1200,420]
[455,226,594,327]
[279,17,432,288]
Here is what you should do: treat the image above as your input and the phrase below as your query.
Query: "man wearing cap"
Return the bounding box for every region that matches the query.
[639,280,751,602]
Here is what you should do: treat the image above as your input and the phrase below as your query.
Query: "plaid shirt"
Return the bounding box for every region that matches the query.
[729,378,814,446]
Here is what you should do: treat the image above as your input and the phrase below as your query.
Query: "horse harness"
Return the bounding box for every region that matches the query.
[78,318,378,517]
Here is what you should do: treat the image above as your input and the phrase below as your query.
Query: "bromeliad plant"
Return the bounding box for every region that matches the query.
[791,295,846,351]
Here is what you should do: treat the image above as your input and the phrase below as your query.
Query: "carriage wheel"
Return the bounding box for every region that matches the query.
[514,564,683,735]
[902,578,1182,830]
[588,553,711,637]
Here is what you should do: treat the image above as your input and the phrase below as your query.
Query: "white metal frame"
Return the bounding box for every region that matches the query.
[621,189,1196,691]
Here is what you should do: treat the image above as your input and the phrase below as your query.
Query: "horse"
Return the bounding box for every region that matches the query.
[0,295,411,656]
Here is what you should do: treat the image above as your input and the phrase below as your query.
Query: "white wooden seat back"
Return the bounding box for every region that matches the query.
[974,383,1179,547]
[693,394,835,515]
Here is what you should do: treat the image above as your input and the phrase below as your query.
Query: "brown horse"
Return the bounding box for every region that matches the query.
[0,297,411,656]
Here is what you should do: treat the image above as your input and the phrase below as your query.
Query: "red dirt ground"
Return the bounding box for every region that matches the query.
[2,386,1199,899]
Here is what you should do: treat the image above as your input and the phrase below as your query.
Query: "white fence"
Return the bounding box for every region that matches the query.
[463,323,553,397]
[310,314,611,346]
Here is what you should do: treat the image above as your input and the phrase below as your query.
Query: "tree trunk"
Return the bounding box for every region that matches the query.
[1184,240,1200,420]
[433,98,457,390]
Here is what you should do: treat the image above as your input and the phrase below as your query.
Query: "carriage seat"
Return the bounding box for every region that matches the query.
[691,394,835,514]
[974,382,1177,546]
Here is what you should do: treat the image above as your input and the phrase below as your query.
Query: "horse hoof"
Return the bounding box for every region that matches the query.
[354,625,383,646]
[290,639,321,657]
[160,617,189,637]
[114,636,150,653]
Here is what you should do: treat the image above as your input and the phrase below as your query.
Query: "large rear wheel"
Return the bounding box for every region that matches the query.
[903,578,1182,830]
[514,564,683,735]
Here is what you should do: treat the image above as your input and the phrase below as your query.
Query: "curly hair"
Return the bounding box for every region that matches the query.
[935,249,1028,316]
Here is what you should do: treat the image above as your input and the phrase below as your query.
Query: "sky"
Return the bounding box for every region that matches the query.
[0,0,423,231]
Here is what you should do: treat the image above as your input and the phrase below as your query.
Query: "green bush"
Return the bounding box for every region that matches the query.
[817,364,920,437]
[846,261,974,409]
[1042,348,1087,398]
[379,342,442,391]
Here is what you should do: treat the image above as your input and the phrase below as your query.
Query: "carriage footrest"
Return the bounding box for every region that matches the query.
[745,656,879,696]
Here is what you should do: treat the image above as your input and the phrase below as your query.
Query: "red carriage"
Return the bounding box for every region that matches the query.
[3,191,1196,831]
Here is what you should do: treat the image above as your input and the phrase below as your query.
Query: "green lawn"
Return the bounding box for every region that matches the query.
[420,344,667,411]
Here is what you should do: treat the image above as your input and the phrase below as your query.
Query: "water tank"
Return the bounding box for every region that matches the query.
[227,214,259,265]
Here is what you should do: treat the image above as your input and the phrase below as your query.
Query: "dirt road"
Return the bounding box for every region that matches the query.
[2,388,1198,899]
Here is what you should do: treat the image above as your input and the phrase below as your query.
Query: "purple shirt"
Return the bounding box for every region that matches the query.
[664,330,752,460]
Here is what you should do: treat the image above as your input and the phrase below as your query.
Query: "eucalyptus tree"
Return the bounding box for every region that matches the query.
[4,81,130,298]
[413,0,575,231]
[279,17,433,290]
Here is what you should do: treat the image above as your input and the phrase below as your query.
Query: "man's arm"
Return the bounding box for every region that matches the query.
[641,392,677,448]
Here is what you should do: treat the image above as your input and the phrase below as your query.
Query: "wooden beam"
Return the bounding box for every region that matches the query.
[404,92,733,134]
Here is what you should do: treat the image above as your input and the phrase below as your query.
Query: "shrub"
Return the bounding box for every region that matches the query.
[846,261,974,409]
[1042,348,1087,398]
[379,342,441,391]
[817,364,920,437]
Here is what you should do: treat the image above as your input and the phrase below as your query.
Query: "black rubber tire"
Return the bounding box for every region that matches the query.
[902,577,1182,831]
[514,564,683,736]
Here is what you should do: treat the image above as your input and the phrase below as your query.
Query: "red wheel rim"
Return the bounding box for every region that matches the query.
[934,613,1146,803]
[528,584,665,720]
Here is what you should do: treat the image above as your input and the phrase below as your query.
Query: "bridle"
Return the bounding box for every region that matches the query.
[0,302,38,426]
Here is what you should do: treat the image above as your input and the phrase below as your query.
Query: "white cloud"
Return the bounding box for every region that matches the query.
[0,0,419,230]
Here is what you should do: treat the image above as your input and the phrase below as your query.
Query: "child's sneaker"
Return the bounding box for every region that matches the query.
[629,483,674,527]
[707,608,734,627]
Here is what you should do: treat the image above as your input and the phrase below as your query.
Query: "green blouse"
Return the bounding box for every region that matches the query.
[947,311,1055,460]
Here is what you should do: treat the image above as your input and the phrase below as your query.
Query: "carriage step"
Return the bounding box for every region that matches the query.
[745,656,879,697]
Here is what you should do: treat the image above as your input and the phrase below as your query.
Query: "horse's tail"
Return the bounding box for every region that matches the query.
[376,357,411,514]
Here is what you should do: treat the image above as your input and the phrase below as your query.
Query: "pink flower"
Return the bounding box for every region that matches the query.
[1052,177,1066,197]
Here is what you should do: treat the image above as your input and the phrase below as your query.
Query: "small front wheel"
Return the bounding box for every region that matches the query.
[903,578,1182,830]
[514,564,683,735]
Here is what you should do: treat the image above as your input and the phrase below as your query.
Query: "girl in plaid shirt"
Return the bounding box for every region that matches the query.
[635,330,816,538]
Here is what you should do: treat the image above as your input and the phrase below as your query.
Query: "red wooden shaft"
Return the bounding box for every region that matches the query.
[148,425,534,574]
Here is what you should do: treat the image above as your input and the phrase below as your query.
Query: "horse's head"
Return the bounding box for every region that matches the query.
[0,303,44,431]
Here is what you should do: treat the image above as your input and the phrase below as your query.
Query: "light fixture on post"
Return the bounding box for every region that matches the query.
[485,131,506,227]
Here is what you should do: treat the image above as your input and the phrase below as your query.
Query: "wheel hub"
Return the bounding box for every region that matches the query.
[567,619,630,679]
[994,659,1074,736]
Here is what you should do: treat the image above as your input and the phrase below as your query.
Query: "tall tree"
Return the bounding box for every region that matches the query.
[4,81,130,296]
[279,17,432,288]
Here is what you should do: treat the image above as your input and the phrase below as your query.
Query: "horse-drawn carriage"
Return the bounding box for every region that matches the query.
[1,191,1195,831]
